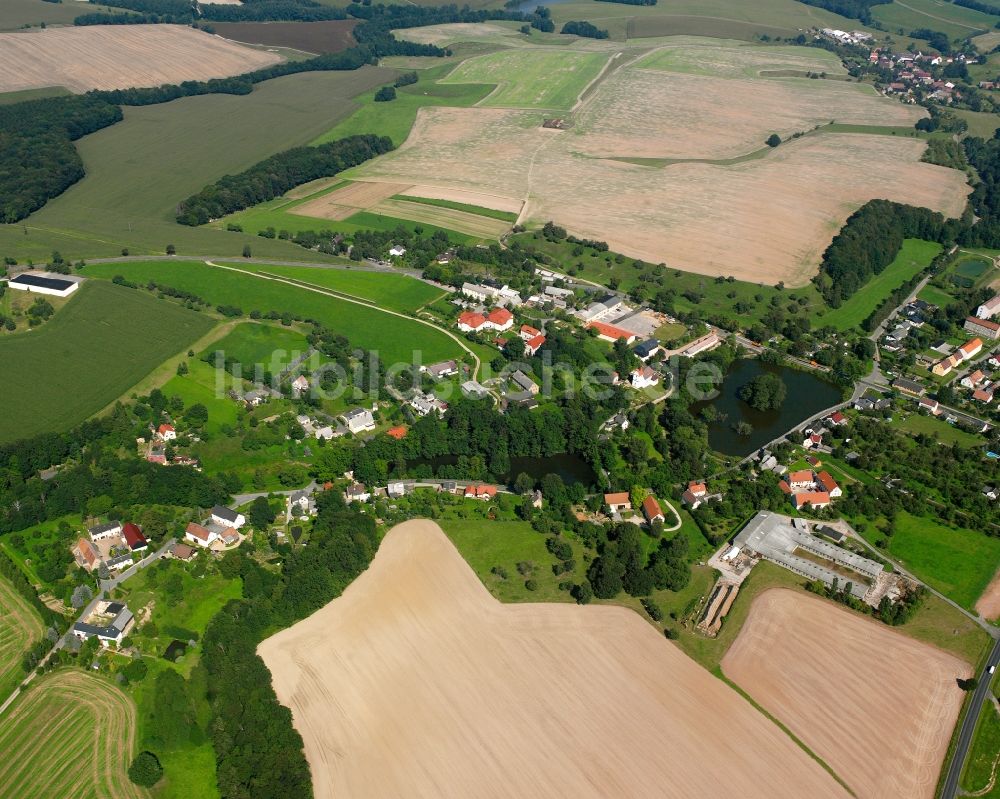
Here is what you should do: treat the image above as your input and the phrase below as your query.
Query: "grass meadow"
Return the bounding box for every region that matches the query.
[0,0,128,30]
[0,574,44,699]
[82,261,464,363]
[872,0,996,39]
[889,511,1000,611]
[817,239,941,331]
[203,321,310,368]
[0,68,393,263]
[161,359,242,435]
[0,280,214,443]
[961,675,1000,795]
[238,264,446,312]
[441,48,609,111]
[889,411,985,448]
[395,195,519,222]
[0,670,145,799]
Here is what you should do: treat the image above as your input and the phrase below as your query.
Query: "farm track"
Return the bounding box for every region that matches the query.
[0,670,145,799]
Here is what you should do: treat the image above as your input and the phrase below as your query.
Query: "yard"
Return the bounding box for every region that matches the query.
[0,281,214,444]
[890,411,985,447]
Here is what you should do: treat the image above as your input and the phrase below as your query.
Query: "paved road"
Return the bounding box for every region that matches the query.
[941,637,1000,799]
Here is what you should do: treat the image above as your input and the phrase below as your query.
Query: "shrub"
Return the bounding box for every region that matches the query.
[128,751,163,787]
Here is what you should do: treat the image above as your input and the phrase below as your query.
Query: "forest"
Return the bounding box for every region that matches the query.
[76,0,349,24]
[961,134,1000,248]
[175,135,393,225]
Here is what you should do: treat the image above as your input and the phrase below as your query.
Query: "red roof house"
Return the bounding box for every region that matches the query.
[122,522,148,552]
[386,426,408,440]
[642,495,665,523]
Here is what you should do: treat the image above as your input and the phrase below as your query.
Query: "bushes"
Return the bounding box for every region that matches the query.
[793,0,891,23]
[128,752,164,788]
[374,85,397,102]
[175,134,393,225]
[560,20,609,39]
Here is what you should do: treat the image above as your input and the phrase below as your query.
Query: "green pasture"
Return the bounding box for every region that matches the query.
[0,0,127,30]
[888,511,1000,610]
[394,195,519,222]
[819,239,941,331]
[635,41,843,79]
[918,282,958,308]
[0,86,70,105]
[961,675,1000,795]
[441,48,609,110]
[872,0,996,40]
[239,264,446,312]
[313,64,492,147]
[82,261,464,363]
[202,321,309,367]
[0,280,214,443]
[954,109,1000,140]
[0,68,393,263]
[889,412,985,448]
[160,359,241,435]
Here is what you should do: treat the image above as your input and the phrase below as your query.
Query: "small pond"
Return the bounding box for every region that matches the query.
[163,640,187,662]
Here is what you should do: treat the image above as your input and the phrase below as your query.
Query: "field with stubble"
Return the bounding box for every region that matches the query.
[0,24,281,93]
[0,574,44,698]
[259,520,852,799]
[722,589,969,799]
[344,38,967,286]
[0,670,145,799]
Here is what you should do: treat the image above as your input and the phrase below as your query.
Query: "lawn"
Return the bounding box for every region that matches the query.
[160,358,243,435]
[0,669,145,799]
[0,280,214,443]
[889,511,1000,610]
[0,67,392,263]
[918,282,959,308]
[82,261,464,364]
[818,239,941,331]
[441,48,609,110]
[239,264,446,312]
[0,573,44,699]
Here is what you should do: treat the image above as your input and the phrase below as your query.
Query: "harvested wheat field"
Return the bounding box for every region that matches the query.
[0,574,43,695]
[346,38,967,285]
[295,180,412,221]
[976,568,1000,620]
[722,589,969,799]
[0,670,144,799]
[371,198,511,237]
[0,25,281,93]
[259,520,851,799]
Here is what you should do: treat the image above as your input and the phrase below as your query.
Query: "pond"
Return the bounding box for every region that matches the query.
[409,452,596,487]
[689,359,842,457]
[163,639,187,661]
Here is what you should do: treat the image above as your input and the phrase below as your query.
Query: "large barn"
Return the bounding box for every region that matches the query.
[7,272,82,298]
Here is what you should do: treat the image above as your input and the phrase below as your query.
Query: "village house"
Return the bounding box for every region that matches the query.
[410,393,448,417]
[424,360,458,380]
[185,522,219,548]
[893,378,925,397]
[509,370,540,395]
[156,423,176,442]
[88,521,123,542]
[918,397,941,415]
[586,320,637,344]
[211,505,246,529]
[682,481,707,509]
[826,411,847,426]
[288,490,314,518]
[802,432,823,449]
[343,407,376,434]
[977,295,1000,319]
[633,339,661,361]
[389,245,406,258]
[792,491,831,510]
[816,471,842,498]
[974,388,995,404]
[72,601,134,646]
[169,542,197,562]
[642,495,665,524]
[122,522,148,552]
[73,538,99,572]
[630,365,659,389]
[291,375,310,396]
[243,389,268,408]
[604,492,632,514]
[524,333,546,356]
[457,307,514,333]
[962,369,987,389]
[959,338,984,361]
[464,484,497,500]
[519,324,541,341]
[345,482,371,503]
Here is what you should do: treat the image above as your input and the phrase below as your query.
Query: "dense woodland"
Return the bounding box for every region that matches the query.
[78,0,349,24]
[175,135,393,225]
[961,133,1000,247]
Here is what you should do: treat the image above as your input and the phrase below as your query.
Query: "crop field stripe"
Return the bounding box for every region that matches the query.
[0,575,44,699]
[0,281,215,444]
[393,194,520,222]
[369,198,512,238]
[0,670,145,799]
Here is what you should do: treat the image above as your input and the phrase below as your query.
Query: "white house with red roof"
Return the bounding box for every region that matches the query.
[464,484,497,500]
[457,308,513,333]
[630,365,659,389]
[827,411,847,426]
[524,334,546,356]
[519,324,541,341]
[156,423,176,442]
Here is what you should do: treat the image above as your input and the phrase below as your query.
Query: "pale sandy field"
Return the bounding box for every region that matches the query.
[351,106,968,286]
[722,589,969,799]
[0,25,281,93]
[259,520,851,799]
[295,181,412,221]
[976,568,1000,620]
[345,39,968,285]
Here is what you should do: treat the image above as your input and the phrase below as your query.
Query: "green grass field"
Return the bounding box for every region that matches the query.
[82,261,464,363]
[0,86,71,105]
[313,64,492,147]
[890,411,985,447]
[955,109,1000,139]
[0,280,215,444]
[160,359,242,435]
[889,511,1000,610]
[0,574,44,699]
[0,0,127,30]
[0,669,146,799]
[0,68,393,263]
[441,48,609,110]
[394,195,519,222]
[918,282,959,308]
[239,264,446,312]
[818,239,942,331]
[202,321,309,368]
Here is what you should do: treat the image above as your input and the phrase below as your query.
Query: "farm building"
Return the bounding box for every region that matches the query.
[342,407,376,434]
[8,272,82,297]
[122,522,148,552]
[965,316,1000,340]
[185,522,218,547]
[88,521,122,542]
[211,505,245,529]
[642,495,665,524]
[976,295,1000,319]
[72,601,134,646]
[605,492,631,514]
[732,512,882,600]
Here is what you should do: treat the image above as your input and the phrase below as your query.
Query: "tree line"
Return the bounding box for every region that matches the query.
[76,0,349,24]
[202,490,379,799]
[175,134,393,225]
[794,0,892,23]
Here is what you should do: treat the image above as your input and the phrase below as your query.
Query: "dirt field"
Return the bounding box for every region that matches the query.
[722,589,969,799]
[0,670,144,799]
[371,198,512,237]
[213,20,358,54]
[259,520,851,799]
[294,180,412,220]
[976,567,1000,620]
[0,25,282,93]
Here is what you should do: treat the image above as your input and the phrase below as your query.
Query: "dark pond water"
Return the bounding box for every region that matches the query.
[163,639,187,661]
[410,452,596,486]
[689,359,842,457]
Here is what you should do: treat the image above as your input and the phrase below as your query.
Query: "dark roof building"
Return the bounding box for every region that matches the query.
[9,273,77,294]
[634,339,660,359]
[211,505,239,524]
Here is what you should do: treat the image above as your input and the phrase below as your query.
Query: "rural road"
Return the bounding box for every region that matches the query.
[940,636,1000,799]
